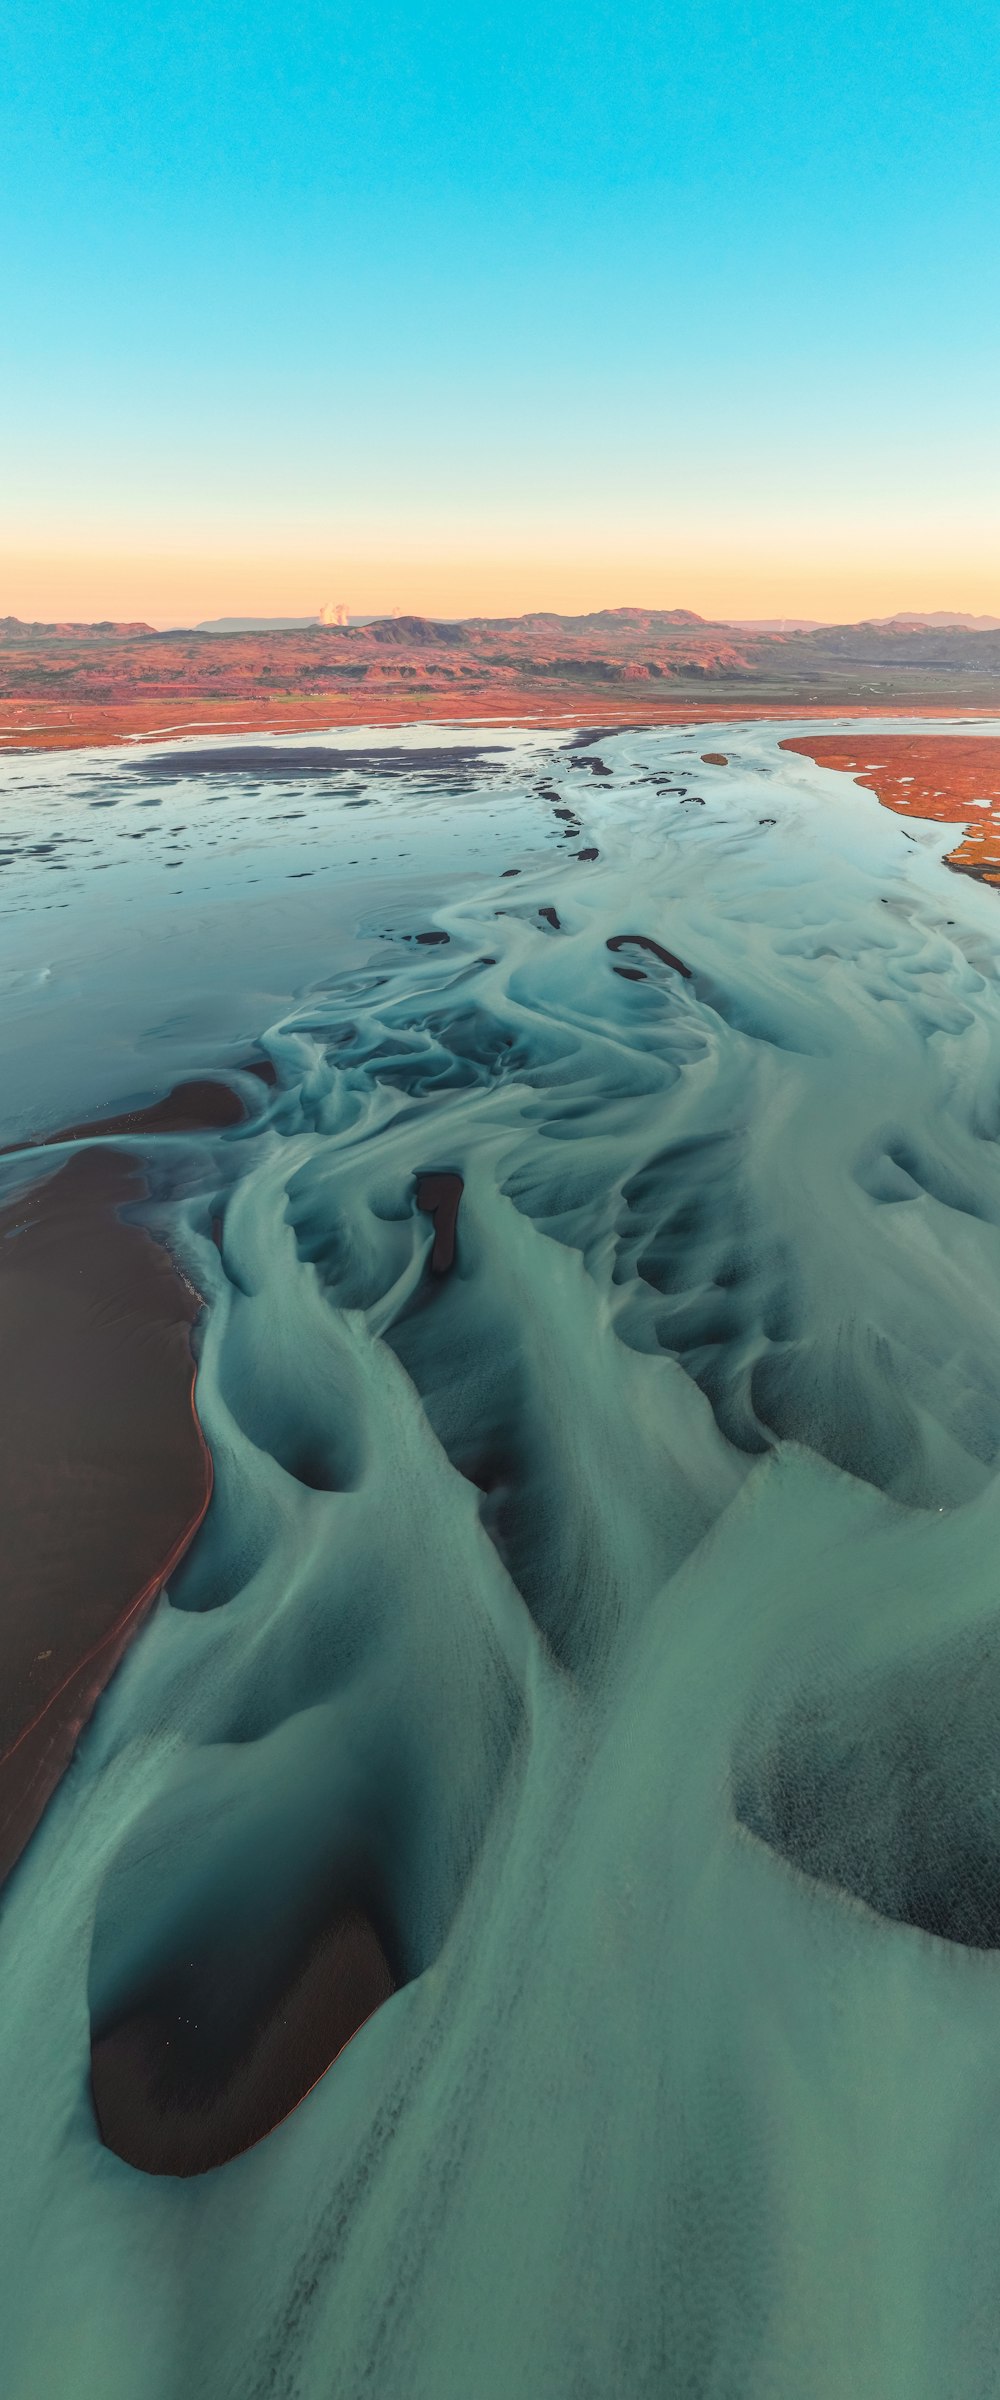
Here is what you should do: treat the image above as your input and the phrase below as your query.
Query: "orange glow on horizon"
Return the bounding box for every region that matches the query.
[3,544,999,629]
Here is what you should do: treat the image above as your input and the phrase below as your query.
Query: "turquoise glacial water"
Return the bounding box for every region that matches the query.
[4,719,1000,2398]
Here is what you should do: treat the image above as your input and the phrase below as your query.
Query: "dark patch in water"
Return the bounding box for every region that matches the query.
[734,1633,1000,1948]
[2,1077,249,1158]
[91,1890,398,2176]
[0,1151,210,1883]
[415,1171,464,1274]
[126,745,505,783]
[607,934,691,978]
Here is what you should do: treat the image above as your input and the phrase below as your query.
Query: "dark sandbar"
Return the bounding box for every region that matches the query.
[0,1149,211,1884]
[415,1171,464,1274]
[607,934,691,977]
[3,1075,259,1161]
[91,1904,397,2177]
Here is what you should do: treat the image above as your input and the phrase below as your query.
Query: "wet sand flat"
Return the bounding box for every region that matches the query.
[0,1148,211,1883]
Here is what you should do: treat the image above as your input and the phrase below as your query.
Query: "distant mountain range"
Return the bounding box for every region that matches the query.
[191,607,1000,637]
[725,613,1000,633]
[4,605,999,643]
[872,612,1000,631]
[195,615,319,632]
[192,615,378,633]
[4,606,1000,732]
[0,615,156,637]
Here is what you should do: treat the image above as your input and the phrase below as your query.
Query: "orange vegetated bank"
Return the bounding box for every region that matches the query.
[781,735,1000,882]
[2,697,990,757]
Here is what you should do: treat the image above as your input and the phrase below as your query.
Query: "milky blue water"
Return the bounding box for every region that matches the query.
[4,717,1000,2399]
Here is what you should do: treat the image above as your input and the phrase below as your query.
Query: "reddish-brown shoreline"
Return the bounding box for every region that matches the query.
[2,694,997,754]
[782,734,1000,881]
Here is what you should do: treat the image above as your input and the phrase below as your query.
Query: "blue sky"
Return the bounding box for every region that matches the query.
[2,0,999,620]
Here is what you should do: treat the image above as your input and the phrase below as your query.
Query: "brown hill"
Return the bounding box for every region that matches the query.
[2,607,1000,750]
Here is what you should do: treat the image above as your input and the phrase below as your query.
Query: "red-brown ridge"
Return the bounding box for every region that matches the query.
[3,610,1000,751]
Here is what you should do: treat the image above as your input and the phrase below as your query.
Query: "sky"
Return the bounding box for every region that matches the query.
[2,0,999,625]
